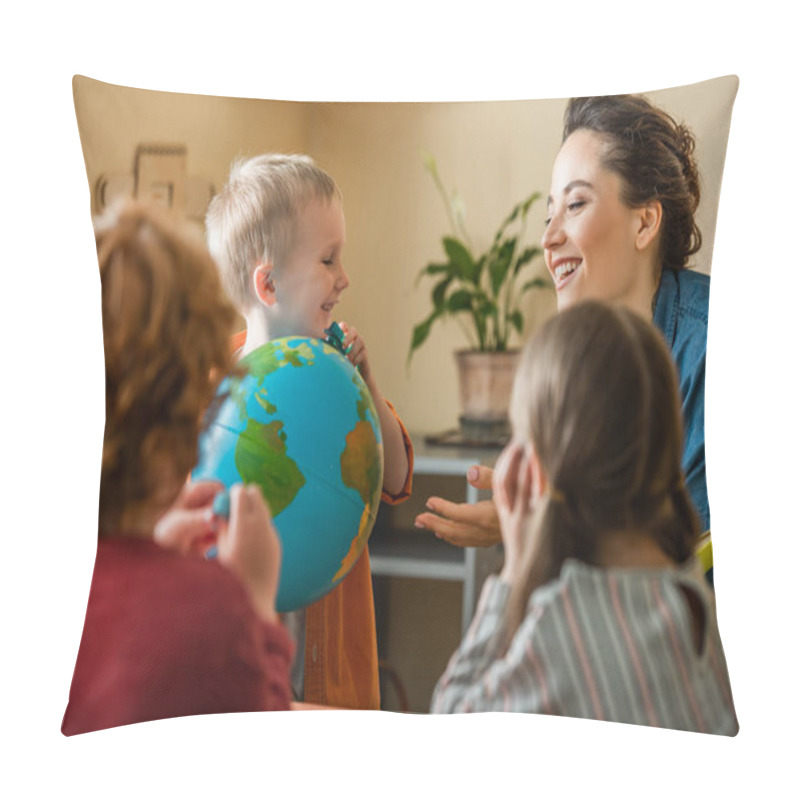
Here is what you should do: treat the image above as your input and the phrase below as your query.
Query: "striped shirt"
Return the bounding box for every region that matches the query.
[431,559,738,735]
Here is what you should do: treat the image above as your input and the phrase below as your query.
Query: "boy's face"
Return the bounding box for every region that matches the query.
[272,197,349,339]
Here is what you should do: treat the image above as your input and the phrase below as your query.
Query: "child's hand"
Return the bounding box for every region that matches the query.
[337,319,410,497]
[154,479,224,556]
[338,321,372,384]
[492,441,534,583]
[215,484,282,624]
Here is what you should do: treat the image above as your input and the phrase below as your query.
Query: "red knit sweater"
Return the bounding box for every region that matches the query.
[62,537,294,735]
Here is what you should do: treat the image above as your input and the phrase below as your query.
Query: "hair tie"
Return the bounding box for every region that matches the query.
[547,484,566,504]
[670,476,686,494]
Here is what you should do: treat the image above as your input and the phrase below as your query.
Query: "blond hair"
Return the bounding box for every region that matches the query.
[205,153,341,309]
[96,201,238,533]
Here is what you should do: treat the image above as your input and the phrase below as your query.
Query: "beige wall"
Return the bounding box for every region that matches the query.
[73,74,737,436]
[73,76,312,216]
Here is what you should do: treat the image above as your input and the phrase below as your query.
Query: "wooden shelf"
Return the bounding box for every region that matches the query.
[368,433,504,635]
[369,527,466,581]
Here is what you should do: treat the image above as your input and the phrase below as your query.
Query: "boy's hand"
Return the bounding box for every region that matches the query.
[336,320,410,498]
[215,484,282,625]
[154,479,224,556]
[338,321,372,384]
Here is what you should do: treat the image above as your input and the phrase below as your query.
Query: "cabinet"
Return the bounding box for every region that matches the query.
[369,434,504,636]
[368,434,504,711]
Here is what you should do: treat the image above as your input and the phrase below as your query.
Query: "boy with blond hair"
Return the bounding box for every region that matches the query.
[205,154,412,709]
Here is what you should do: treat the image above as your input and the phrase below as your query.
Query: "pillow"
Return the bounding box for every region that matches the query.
[67,75,738,733]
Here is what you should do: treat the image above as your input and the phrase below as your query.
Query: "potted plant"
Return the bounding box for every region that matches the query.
[408,152,551,439]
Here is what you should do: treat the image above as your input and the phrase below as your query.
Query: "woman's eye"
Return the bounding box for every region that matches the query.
[567,200,586,212]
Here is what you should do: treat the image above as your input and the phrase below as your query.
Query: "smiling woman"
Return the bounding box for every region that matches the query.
[549,95,702,316]
[418,92,714,573]
[547,94,711,536]
[544,130,665,315]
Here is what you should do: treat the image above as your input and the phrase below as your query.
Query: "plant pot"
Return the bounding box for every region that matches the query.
[454,350,520,441]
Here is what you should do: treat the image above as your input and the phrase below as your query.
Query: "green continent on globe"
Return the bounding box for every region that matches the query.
[246,339,316,380]
[254,389,277,415]
[232,340,316,420]
[235,418,306,516]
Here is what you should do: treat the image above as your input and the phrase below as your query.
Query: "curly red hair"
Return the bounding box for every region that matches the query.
[96,202,238,534]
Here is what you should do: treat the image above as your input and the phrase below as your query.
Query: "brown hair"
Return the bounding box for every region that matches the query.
[564,95,702,274]
[96,201,238,534]
[503,301,699,639]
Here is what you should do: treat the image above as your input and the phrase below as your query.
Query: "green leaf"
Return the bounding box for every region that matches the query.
[491,191,541,249]
[474,253,486,285]
[520,276,551,293]
[494,192,541,245]
[502,203,521,228]
[443,237,476,282]
[492,212,515,248]
[447,289,475,312]
[431,276,452,310]
[520,191,541,218]
[513,246,542,275]
[508,310,524,333]
[489,238,516,297]
[477,296,497,317]
[415,262,452,287]
[408,311,439,361]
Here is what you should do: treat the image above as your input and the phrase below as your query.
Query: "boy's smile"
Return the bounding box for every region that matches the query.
[271,197,349,338]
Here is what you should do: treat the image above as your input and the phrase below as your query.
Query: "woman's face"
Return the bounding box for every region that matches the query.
[542,129,657,313]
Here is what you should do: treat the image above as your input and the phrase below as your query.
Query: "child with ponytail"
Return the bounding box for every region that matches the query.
[431,301,737,735]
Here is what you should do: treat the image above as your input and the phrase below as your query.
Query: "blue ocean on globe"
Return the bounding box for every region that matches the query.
[193,336,384,612]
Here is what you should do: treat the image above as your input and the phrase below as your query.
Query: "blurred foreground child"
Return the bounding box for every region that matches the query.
[431,301,737,735]
[62,202,292,735]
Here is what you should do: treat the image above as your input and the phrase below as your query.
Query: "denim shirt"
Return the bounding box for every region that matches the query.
[653,268,710,532]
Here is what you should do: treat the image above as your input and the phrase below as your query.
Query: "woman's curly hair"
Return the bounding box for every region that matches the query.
[564,95,702,274]
[96,201,238,533]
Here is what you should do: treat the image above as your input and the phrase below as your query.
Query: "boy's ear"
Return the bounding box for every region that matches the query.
[253,263,277,307]
[634,200,663,252]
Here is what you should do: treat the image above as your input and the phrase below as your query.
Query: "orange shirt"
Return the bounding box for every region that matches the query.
[228,330,414,709]
[303,401,413,709]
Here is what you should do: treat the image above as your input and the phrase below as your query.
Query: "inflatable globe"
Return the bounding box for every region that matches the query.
[193,337,384,612]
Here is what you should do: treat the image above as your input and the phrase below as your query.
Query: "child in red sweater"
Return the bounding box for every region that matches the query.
[62,201,293,736]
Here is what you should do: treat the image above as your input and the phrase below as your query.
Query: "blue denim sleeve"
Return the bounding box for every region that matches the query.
[653,270,711,532]
[674,319,710,531]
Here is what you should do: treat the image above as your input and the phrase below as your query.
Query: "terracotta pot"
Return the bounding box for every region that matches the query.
[454,349,520,439]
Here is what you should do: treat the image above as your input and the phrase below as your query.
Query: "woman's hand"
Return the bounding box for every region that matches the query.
[492,441,534,583]
[153,479,224,556]
[215,485,282,625]
[415,465,502,547]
